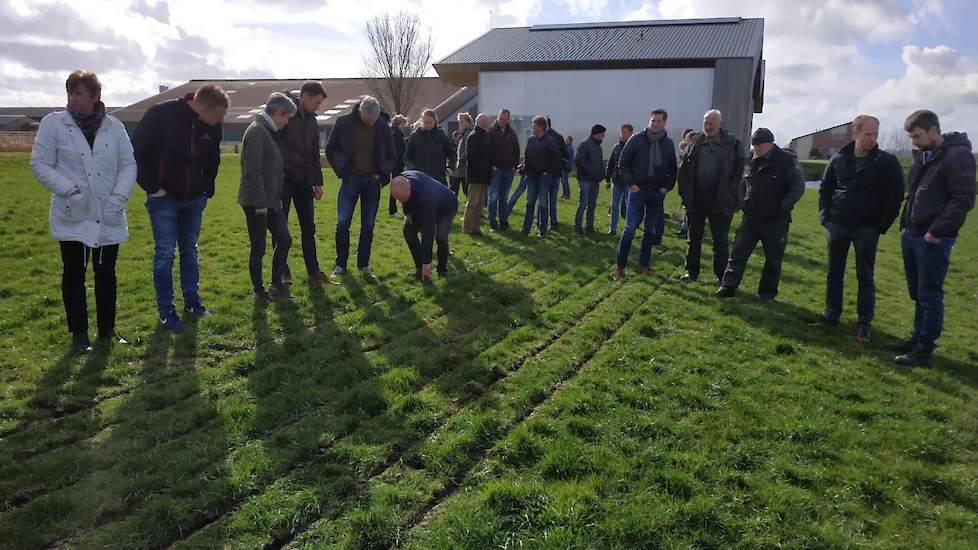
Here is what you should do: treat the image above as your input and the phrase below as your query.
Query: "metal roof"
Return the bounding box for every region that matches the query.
[111,78,463,126]
[436,18,763,66]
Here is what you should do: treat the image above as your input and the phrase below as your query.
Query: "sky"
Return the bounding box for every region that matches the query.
[1,0,976,144]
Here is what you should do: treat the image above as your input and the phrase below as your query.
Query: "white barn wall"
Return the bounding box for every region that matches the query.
[479,67,715,157]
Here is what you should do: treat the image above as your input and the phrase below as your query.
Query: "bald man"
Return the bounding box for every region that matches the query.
[391,170,459,280]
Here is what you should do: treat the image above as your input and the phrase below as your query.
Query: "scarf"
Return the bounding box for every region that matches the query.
[67,101,106,149]
[647,128,666,177]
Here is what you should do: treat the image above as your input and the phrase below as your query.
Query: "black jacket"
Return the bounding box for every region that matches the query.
[391,126,406,176]
[819,142,904,233]
[606,138,626,184]
[546,128,568,175]
[901,132,976,238]
[742,145,806,221]
[132,93,223,201]
[405,126,456,184]
[324,102,395,184]
[678,129,747,216]
[278,98,323,188]
[575,136,605,182]
[523,134,563,178]
[465,126,492,185]
[489,122,520,170]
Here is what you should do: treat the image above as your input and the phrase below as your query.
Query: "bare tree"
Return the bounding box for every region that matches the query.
[882,127,913,159]
[362,12,433,118]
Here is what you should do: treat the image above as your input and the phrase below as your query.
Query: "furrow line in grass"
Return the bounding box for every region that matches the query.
[169,274,634,550]
[1,251,518,438]
[136,273,621,550]
[283,268,679,549]
[6,264,600,549]
[0,253,524,454]
[0,257,541,519]
[156,272,619,549]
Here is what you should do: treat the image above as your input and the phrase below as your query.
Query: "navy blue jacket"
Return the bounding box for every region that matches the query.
[401,170,459,264]
[325,102,395,183]
[618,129,678,191]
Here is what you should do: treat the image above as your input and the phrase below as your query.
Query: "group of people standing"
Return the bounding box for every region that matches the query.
[30,72,975,369]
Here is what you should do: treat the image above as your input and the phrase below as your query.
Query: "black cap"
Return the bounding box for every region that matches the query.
[591,124,607,135]
[751,127,775,145]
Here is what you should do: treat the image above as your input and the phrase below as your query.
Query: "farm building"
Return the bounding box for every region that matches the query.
[110,78,469,145]
[433,17,766,154]
[789,121,853,160]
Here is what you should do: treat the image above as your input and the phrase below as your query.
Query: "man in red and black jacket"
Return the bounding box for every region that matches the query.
[132,84,228,332]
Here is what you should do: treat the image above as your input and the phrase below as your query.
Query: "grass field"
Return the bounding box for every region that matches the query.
[0,151,976,549]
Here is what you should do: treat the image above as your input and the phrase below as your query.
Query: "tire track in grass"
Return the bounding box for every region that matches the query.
[170,273,643,550]
[146,274,624,549]
[0,247,518,439]
[0,257,541,525]
[17,265,605,549]
[282,269,677,550]
[0,258,534,519]
[0,255,526,468]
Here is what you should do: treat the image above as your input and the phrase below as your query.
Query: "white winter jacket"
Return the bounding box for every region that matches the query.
[30,111,137,248]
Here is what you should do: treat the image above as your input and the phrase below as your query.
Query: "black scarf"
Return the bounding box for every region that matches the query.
[67,101,106,149]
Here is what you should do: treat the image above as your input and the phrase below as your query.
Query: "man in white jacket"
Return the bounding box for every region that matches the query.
[30,70,137,353]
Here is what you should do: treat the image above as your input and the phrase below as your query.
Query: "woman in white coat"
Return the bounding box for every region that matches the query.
[30,70,137,353]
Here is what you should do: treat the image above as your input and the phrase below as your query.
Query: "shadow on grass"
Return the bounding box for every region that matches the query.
[667,281,978,392]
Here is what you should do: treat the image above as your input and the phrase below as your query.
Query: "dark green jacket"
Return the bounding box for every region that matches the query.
[238,115,284,210]
[405,127,456,184]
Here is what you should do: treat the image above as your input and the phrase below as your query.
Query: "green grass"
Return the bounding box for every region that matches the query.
[1,151,976,549]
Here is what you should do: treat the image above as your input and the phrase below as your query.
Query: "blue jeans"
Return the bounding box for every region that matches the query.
[610,183,628,232]
[549,176,560,225]
[616,189,664,269]
[651,199,666,245]
[522,174,552,235]
[561,170,571,197]
[825,223,880,327]
[901,232,956,352]
[488,168,515,225]
[575,179,599,230]
[146,194,207,312]
[507,174,526,214]
[335,175,381,270]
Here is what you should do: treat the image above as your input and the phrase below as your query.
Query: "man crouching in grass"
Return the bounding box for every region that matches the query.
[390,171,459,281]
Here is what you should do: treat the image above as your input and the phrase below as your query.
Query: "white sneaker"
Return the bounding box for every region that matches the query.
[391,212,403,219]
[328,266,346,285]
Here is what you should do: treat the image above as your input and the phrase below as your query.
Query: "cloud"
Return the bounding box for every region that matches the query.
[618,0,959,144]
[858,45,978,134]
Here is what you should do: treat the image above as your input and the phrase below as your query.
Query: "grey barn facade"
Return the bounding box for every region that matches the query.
[434,17,765,153]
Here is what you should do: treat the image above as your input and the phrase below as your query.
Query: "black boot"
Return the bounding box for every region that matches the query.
[72,332,92,354]
[894,347,932,367]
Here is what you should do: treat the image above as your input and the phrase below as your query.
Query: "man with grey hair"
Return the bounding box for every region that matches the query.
[463,113,493,233]
[238,92,296,301]
[325,95,395,283]
[678,108,746,283]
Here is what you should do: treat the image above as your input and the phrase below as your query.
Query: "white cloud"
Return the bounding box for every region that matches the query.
[0,0,541,107]
[617,0,963,145]
[858,45,978,136]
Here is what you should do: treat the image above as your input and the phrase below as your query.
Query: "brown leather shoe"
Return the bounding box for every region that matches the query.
[638,267,657,277]
[611,266,625,280]
[308,271,330,283]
